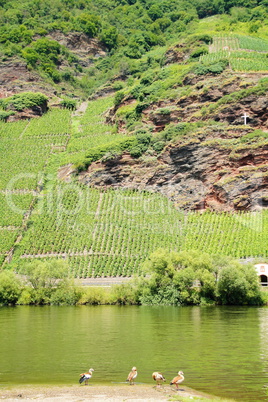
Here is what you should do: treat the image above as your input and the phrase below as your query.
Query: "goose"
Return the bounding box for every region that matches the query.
[126,366,137,385]
[152,371,166,387]
[79,368,94,385]
[170,371,184,389]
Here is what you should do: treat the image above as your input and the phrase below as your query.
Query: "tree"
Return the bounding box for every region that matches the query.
[0,271,22,305]
[24,260,68,290]
[22,47,39,66]
[217,263,262,305]
[32,38,61,62]
[139,250,263,306]
[100,26,118,51]
[76,13,101,37]
[148,4,163,21]
[21,260,71,305]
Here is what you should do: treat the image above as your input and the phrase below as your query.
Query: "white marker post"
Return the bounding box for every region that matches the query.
[243,112,249,125]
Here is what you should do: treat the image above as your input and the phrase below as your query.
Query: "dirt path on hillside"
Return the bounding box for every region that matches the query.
[72,101,88,116]
[0,384,214,401]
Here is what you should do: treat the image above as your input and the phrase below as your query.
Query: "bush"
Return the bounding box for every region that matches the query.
[76,13,101,37]
[136,131,152,146]
[60,98,77,110]
[0,271,22,305]
[2,92,48,111]
[129,144,143,158]
[100,26,118,50]
[0,110,15,121]
[110,283,140,305]
[114,91,125,107]
[127,249,264,306]
[50,282,82,305]
[190,46,208,59]
[152,140,165,152]
[217,264,262,305]
[78,287,110,305]
[195,59,228,75]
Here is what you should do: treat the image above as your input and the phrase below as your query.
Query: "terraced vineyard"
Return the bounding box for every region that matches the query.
[202,35,268,72]
[1,96,268,276]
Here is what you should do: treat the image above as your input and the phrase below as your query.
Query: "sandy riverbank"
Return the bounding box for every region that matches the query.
[0,383,214,401]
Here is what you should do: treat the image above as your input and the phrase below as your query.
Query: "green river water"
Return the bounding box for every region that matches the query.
[0,305,268,401]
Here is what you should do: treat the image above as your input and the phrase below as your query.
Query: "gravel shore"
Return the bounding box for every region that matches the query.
[0,383,212,401]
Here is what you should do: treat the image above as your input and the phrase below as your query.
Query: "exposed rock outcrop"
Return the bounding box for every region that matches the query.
[47,31,107,67]
[0,61,42,98]
[78,142,268,212]
[79,71,268,212]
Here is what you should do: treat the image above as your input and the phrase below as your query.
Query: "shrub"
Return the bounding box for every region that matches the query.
[76,13,101,37]
[50,282,82,305]
[136,131,152,146]
[110,283,140,305]
[0,271,22,305]
[148,4,163,21]
[2,92,48,111]
[217,264,262,305]
[60,98,77,110]
[152,140,165,152]
[22,47,39,66]
[114,91,125,107]
[100,26,118,50]
[78,287,111,305]
[0,110,15,121]
[135,102,150,114]
[129,144,143,158]
[195,59,228,75]
[190,46,208,59]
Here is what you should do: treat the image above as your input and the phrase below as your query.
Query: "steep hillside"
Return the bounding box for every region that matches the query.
[79,70,268,211]
[1,2,268,276]
[0,95,267,277]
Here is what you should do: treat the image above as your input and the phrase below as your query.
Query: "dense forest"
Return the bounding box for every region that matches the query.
[1,0,268,93]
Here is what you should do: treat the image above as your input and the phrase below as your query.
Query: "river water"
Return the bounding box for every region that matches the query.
[0,305,268,401]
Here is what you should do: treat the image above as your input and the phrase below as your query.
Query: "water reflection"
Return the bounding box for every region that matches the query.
[0,305,268,401]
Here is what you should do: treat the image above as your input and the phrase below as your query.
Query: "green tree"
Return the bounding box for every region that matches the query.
[22,47,39,66]
[0,271,22,305]
[21,260,71,305]
[138,249,262,306]
[217,263,262,305]
[76,13,101,37]
[100,26,118,50]
[148,4,163,21]
[32,38,61,63]
[24,260,68,289]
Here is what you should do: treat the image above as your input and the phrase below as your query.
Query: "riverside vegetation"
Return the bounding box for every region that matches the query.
[0,250,267,306]
[0,0,268,306]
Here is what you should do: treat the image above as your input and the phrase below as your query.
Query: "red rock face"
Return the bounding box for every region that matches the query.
[97,72,267,212]
[76,142,268,212]
[0,62,42,99]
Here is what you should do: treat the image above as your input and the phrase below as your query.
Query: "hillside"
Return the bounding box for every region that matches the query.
[0,1,268,277]
[83,71,268,211]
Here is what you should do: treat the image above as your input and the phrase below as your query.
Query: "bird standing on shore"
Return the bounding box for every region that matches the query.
[152,371,166,387]
[170,371,184,390]
[126,366,138,385]
[79,368,94,385]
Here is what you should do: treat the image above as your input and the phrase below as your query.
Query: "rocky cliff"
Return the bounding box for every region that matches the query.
[79,71,268,212]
